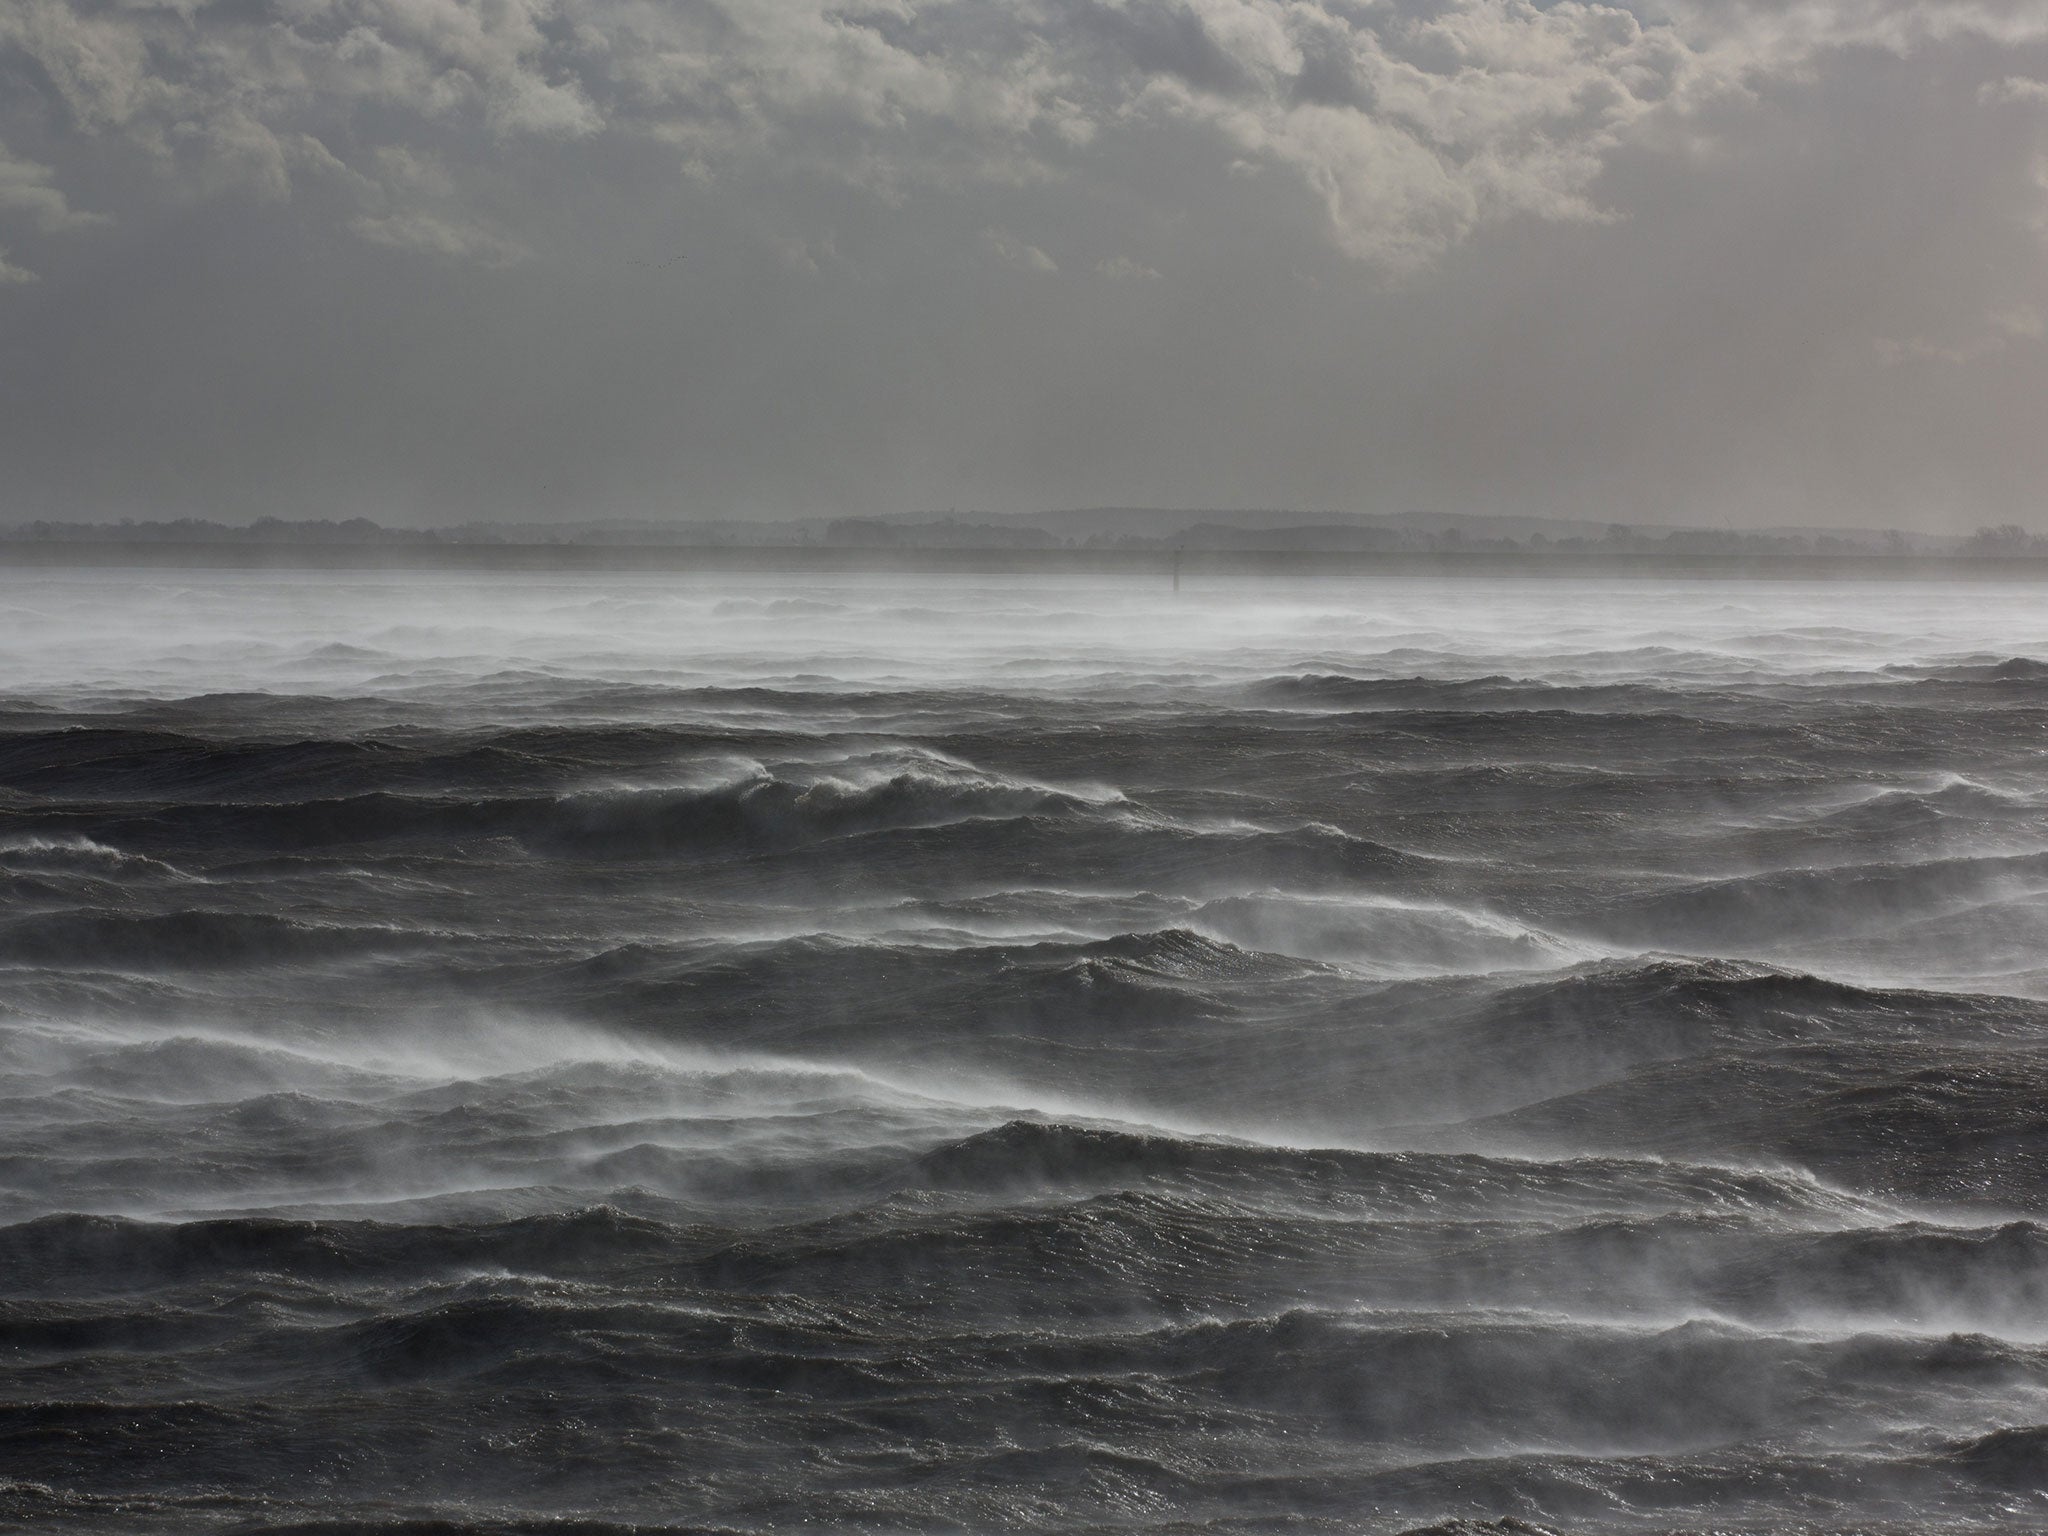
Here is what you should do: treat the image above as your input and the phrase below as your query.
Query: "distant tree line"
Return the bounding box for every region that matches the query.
[1958,524,2046,555]
[2,515,2041,557]
[6,517,488,544]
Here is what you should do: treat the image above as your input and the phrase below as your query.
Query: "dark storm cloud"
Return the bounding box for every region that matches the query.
[2,0,2047,524]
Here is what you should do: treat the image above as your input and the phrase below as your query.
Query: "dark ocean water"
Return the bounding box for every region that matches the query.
[2,571,2046,1535]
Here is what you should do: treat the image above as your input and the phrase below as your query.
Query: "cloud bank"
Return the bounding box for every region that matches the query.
[4,0,2048,523]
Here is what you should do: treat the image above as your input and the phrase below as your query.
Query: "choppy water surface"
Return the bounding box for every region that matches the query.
[3,571,2047,1535]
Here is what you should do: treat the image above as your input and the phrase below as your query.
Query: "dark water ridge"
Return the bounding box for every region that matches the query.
[2,574,2047,1534]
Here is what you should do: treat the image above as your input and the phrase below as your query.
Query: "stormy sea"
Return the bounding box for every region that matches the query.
[3,569,2046,1536]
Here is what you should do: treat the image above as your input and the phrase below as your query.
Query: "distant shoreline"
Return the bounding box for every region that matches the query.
[5,540,2048,580]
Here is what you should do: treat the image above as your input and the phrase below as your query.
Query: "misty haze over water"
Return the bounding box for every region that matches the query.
[1,569,2046,1533]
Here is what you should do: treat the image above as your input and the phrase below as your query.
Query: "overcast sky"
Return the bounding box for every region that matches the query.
[4,0,2048,527]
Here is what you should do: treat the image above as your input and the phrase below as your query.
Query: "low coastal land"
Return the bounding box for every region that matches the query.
[7,538,2048,579]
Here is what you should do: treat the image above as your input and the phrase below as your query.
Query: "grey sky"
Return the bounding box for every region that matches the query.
[4,0,2048,528]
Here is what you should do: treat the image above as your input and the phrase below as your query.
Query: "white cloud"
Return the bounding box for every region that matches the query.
[344,145,529,262]
[5,0,2048,273]
[1097,254,1161,279]
[1980,76,2048,106]
[0,139,106,285]
[348,209,529,263]
[1873,300,2047,366]
[981,226,1058,272]
[0,143,106,233]
[768,231,838,275]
